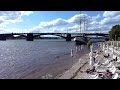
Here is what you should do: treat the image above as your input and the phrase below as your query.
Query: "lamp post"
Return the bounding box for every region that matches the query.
[112,41,114,54]
[115,35,116,46]
[115,35,117,49]
[117,41,119,49]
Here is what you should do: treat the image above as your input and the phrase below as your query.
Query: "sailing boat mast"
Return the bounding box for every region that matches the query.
[83,15,85,33]
[80,11,81,34]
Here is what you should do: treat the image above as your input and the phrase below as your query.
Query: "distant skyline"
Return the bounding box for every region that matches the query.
[0,11,120,34]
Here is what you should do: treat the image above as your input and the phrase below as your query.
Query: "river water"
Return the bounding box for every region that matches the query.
[0,39,89,79]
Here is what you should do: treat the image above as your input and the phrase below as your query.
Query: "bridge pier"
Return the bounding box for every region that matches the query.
[0,34,7,40]
[66,34,71,41]
[26,33,34,41]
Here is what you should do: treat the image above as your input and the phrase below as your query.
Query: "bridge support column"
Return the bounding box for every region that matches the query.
[0,34,7,40]
[66,34,71,41]
[26,33,34,41]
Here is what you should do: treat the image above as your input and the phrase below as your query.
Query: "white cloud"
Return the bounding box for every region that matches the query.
[66,25,80,33]
[0,11,113,34]
[92,14,101,20]
[68,14,100,24]
[0,28,8,34]
[68,14,89,24]
[0,11,33,34]
[100,14,120,25]
[20,11,33,16]
[39,18,68,28]
[29,18,69,33]
[87,23,110,33]
[30,13,102,33]
[29,13,105,33]
[46,27,67,33]
[49,27,58,32]
[0,27,31,34]
[90,21,99,25]
[0,11,33,27]
[29,26,41,33]
[68,25,79,30]
[103,11,120,17]
[68,14,80,23]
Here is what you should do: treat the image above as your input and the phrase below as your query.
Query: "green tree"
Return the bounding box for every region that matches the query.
[109,25,120,41]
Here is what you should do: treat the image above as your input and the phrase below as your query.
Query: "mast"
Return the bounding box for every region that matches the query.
[86,19,88,33]
[83,16,85,33]
[80,11,81,34]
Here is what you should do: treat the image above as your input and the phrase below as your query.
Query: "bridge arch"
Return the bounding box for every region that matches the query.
[33,34,66,39]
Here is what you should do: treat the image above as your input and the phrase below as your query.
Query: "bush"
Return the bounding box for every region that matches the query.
[87,41,93,48]
[108,42,111,46]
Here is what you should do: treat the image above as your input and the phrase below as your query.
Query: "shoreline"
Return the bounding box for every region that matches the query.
[55,53,89,79]
[54,46,90,79]
[19,45,89,79]
[38,45,89,79]
[56,45,100,79]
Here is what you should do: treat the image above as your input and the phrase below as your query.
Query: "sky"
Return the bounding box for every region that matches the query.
[0,11,120,34]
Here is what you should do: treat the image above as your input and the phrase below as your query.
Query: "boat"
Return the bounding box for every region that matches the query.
[74,36,86,45]
[74,11,87,45]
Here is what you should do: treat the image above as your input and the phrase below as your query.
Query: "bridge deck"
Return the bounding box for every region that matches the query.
[0,33,109,36]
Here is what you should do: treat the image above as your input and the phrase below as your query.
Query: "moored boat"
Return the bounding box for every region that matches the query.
[74,36,86,45]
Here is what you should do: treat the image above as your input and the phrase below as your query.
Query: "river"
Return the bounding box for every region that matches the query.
[0,39,89,79]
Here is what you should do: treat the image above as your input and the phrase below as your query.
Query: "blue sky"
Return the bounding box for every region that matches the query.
[0,11,120,33]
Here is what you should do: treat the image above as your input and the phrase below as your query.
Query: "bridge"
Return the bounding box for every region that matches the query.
[0,33,109,41]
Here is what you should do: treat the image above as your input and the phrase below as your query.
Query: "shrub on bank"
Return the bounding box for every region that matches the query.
[87,41,93,48]
[108,43,111,46]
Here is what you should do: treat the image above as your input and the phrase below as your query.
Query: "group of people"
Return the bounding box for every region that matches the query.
[71,45,84,57]
[87,44,119,79]
[89,49,99,66]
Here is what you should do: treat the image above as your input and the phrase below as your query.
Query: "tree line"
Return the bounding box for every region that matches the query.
[109,25,120,41]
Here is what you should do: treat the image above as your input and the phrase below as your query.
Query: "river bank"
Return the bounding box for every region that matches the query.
[39,45,90,79]
[57,41,120,79]
[56,44,100,79]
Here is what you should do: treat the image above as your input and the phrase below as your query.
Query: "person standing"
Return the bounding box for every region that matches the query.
[76,46,78,53]
[89,51,93,66]
[71,49,73,57]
